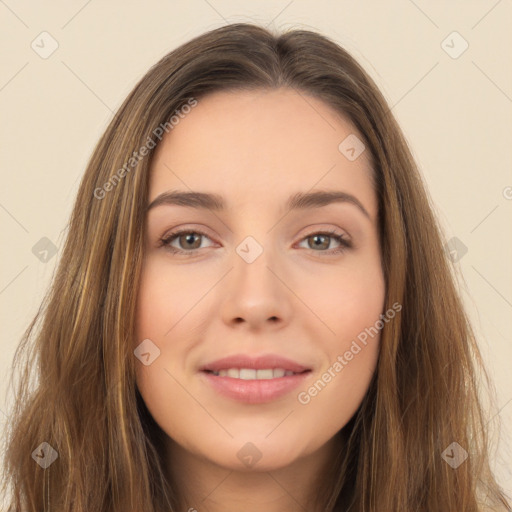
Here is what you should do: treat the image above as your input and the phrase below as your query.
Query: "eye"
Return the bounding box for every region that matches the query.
[296,229,352,255]
[158,229,215,256]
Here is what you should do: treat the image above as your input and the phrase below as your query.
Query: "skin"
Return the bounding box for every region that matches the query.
[134,88,385,512]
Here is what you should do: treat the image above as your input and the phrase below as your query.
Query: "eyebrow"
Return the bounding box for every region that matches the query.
[147,189,371,219]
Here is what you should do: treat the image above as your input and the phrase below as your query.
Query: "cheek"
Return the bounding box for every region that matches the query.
[133,263,196,439]
[133,263,182,397]
[134,258,204,343]
[306,252,385,344]
[332,263,385,376]
[295,256,384,423]
[133,258,213,421]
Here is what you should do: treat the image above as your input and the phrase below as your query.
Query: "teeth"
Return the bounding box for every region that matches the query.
[256,369,273,379]
[211,368,295,379]
[240,369,256,380]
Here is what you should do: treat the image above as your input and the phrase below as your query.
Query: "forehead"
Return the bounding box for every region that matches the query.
[148,88,376,219]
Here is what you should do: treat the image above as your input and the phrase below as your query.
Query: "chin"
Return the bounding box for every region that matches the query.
[198,435,309,473]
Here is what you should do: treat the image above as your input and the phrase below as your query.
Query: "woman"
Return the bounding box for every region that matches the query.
[2,22,510,512]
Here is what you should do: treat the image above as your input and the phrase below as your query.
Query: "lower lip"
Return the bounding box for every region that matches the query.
[200,371,311,404]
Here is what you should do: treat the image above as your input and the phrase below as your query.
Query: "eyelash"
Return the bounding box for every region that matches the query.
[157,228,352,257]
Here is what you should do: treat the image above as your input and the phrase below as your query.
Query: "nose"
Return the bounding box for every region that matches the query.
[219,248,293,331]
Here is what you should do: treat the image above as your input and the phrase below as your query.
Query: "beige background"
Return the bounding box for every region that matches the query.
[1,0,511,497]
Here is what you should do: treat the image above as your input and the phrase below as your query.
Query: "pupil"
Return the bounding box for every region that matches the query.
[183,233,200,248]
[312,235,328,249]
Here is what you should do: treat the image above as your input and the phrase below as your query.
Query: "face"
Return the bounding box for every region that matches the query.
[134,88,385,472]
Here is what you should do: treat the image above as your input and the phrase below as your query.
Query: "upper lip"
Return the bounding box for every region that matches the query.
[200,354,311,373]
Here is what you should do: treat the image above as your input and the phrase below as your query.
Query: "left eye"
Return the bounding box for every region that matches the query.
[296,231,351,254]
[158,229,351,256]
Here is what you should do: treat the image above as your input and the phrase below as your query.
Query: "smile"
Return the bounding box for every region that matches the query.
[208,368,299,379]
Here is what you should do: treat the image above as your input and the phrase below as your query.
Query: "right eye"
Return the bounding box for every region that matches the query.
[158,229,216,256]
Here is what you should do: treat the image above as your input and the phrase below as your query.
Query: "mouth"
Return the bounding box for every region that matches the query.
[200,353,310,374]
[199,354,312,404]
[203,368,309,379]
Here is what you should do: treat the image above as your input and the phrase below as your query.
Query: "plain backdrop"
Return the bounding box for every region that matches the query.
[1,0,511,498]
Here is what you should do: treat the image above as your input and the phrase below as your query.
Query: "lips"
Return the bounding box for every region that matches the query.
[199,354,311,374]
[199,354,312,404]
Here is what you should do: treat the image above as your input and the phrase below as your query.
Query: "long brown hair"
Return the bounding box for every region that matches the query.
[2,22,510,511]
